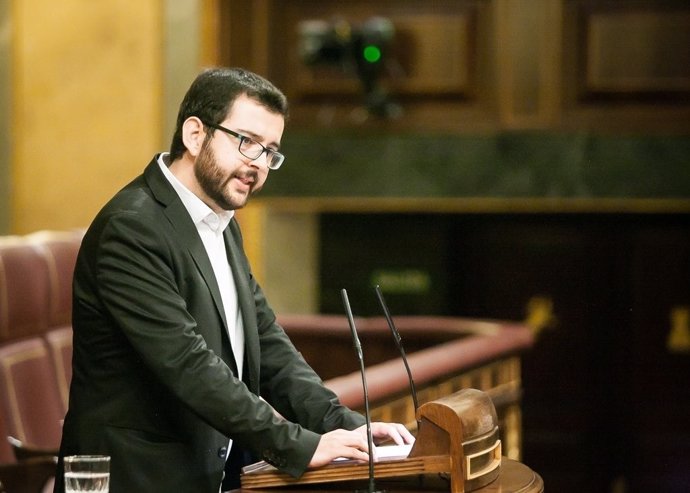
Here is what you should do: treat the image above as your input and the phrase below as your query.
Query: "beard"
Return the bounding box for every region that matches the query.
[194,137,260,211]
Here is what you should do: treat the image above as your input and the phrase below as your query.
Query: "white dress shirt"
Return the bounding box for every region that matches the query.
[158,154,245,489]
[157,153,245,379]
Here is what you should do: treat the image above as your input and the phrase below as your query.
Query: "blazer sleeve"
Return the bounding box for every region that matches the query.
[258,318,367,432]
[226,222,366,434]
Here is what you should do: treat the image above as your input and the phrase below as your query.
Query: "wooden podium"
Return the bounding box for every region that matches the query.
[240,389,542,492]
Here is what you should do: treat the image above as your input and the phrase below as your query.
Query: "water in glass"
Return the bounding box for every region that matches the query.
[64,471,109,493]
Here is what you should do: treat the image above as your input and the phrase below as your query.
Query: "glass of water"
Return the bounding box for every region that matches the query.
[64,455,110,493]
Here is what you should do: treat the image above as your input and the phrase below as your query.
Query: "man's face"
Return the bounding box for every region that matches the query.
[194,94,284,211]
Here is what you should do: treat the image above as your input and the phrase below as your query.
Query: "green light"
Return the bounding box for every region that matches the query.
[363,45,382,63]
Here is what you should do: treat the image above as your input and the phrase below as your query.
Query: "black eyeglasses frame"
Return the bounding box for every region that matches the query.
[201,120,284,170]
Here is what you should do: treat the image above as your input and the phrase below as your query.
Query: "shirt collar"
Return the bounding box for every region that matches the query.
[157,153,234,233]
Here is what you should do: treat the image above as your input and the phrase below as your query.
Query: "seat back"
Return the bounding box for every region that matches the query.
[26,231,81,328]
[0,338,64,450]
[43,327,73,413]
[0,241,51,343]
[0,398,16,464]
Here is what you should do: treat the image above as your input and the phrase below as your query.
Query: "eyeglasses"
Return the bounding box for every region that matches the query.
[202,121,285,170]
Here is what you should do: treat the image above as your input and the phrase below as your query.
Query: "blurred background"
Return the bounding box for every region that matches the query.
[1,1,689,492]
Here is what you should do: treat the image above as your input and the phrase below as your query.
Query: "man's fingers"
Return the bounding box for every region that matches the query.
[309,429,372,468]
[338,444,370,462]
[365,422,416,445]
[393,423,415,444]
[310,424,415,470]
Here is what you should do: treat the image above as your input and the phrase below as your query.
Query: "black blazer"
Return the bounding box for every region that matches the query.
[55,157,365,492]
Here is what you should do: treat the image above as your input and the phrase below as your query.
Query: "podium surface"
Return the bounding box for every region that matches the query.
[234,458,543,492]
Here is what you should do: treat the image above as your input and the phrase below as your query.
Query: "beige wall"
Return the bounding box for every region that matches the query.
[0,0,11,233]
[9,0,164,234]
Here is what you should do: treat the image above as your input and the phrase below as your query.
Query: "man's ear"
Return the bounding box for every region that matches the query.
[181,117,207,158]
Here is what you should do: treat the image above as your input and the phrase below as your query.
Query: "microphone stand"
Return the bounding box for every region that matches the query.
[341,289,385,493]
[374,285,419,420]
[374,286,426,489]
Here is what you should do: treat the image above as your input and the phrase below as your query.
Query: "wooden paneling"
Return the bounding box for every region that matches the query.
[495,0,563,128]
[584,9,690,95]
[217,0,494,131]
[272,0,477,99]
[561,0,690,133]
[215,0,690,133]
[627,225,690,491]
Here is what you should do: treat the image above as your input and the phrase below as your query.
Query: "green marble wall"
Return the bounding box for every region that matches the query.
[266,131,690,199]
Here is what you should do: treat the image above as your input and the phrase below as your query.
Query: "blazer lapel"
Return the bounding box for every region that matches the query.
[224,224,260,393]
[144,158,232,348]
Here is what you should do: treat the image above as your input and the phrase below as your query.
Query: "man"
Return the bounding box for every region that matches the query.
[55,67,414,493]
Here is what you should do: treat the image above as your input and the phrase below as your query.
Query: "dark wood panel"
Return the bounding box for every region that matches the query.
[561,1,690,132]
[564,0,690,102]
[448,215,628,493]
[626,224,690,491]
[269,0,478,100]
[319,214,453,317]
[215,0,495,130]
[213,0,690,132]
[585,11,690,94]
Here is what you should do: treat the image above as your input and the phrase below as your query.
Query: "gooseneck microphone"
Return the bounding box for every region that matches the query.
[374,285,419,420]
[341,289,384,493]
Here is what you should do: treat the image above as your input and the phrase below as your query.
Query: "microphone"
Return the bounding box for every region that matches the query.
[341,289,384,493]
[374,285,419,421]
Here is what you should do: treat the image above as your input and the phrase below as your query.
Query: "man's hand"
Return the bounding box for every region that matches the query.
[308,429,370,468]
[308,422,415,469]
[356,422,416,447]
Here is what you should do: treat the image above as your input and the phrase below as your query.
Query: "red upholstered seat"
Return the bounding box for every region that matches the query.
[0,354,61,493]
[0,400,15,464]
[0,241,51,343]
[0,337,64,452]
[43,326,73,413]
[26,231,82,328]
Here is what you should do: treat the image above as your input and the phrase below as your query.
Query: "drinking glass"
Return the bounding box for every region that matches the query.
[64,455,110,493]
